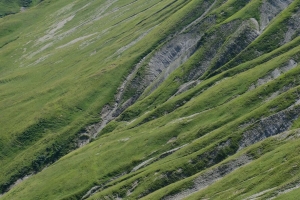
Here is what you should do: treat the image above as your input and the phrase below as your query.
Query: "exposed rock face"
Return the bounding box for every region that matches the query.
[76,3,217,142]
[239,104,300,151]
[120,4,217,103]
[186,20,241,81]
[143,33,201,96]
[163,155,252,200]
[282,9,300,44]
[79,33,202,144]
[207,18,260,74]
[249,59,298,91]
[77,56,149,145]
[260,0,294,31]
[123,33,202,105]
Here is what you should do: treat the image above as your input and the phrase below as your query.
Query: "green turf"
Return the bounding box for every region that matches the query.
[1,0,300,199]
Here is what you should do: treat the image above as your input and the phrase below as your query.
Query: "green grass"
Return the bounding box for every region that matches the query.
[1,0,300,199]
[0,0,20,17]
[3,37,300,199]
[0,0,198,194]
[210,0,300,76]
[0,0,42,17]
[184,131,300,200]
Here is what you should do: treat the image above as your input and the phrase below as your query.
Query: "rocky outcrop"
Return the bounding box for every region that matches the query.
[77,2,217,145]
[143,33,201,96]
[282,8,300,44]
[248,59,298,91]
[77,56,149,146]
[238,103,300,151]
[186,20,240,80]
[120,3,217,103]
[207,18,260,74]
[260,0,293,31]
[163,155,252,200]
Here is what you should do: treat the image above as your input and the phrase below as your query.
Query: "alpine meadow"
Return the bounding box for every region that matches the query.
[1,0,300,199]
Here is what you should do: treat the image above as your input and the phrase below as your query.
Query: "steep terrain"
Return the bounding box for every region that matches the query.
[0,0,41,17]
[1,0,300,199]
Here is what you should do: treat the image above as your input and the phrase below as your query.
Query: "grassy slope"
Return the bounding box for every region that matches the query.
[89,43,300,199]
[1,0,300,199]
[0,0,200,194]
[0,0,41,17]
[5,43,299,199]
[144,128,300,200]
[185,130,300,200]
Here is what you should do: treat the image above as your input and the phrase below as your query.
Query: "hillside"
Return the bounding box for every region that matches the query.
[0,0,41,17]
[1,0,300,199]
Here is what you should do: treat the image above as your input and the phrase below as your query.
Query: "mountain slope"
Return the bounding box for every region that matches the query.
[1,0,300,199]
[0,0,41,17]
